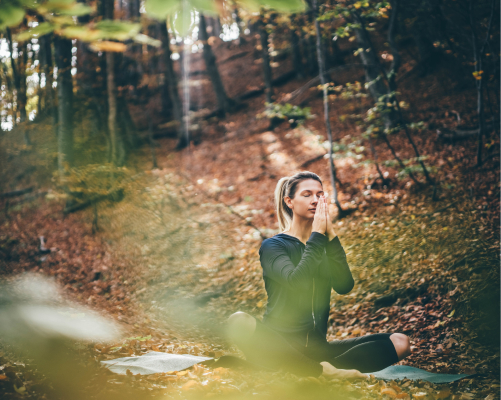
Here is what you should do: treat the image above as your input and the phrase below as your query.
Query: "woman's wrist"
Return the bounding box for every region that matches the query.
[327,228,337,241]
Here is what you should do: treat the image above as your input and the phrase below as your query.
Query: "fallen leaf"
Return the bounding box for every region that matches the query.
[14,385,26,394]
[381,387,397,398]
[181,380,201,390]
[436,389,451,399]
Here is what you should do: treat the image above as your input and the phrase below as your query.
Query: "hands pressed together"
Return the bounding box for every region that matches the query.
[312,195,337,241]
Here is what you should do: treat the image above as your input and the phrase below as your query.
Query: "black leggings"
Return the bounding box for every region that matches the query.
[234,318,400,377]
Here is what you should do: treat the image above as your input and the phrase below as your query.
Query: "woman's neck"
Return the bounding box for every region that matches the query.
[283,217,314,244]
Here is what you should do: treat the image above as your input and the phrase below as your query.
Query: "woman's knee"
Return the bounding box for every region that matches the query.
[226,312,256,343]
[389,333,411,360]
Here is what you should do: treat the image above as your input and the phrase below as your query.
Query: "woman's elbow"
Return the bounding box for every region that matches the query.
[334,278,355,295]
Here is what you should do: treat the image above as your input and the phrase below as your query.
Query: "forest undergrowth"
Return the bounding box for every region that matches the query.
[0,151,499,400]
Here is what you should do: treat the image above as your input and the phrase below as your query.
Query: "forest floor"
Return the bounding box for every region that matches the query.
[0,36,500,400]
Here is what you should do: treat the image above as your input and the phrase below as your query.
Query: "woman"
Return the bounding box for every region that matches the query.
[225,171,411,379]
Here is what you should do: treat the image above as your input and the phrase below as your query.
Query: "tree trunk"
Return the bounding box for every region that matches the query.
[54,36,74,174]
[42,34,58,130]
[306,11,319,77]
[470,0,495,166]
[307,34,318,76]
[199,14,236,116]
[330,37,343,66]
[387,0,401,91]
[214,17,222,38]
[367,135,386,184]
[19,41,29,144]
[290,14,304,79]
[6,28,22,125]
[104,0,125,165]
[159,21,186,149]
[259,17,274,103]
[312,0,343,215]
[106,51,125,165]
[352,13,389,109]
[233,8,246,45]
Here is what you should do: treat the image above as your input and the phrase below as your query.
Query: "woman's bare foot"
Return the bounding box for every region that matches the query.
[320,362,369,380]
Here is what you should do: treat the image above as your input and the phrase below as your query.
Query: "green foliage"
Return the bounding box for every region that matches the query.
[145,0,305,36]
[316,1,389,43]
[324,81,368,100]
[382,156,430,179]
[0,1,29,30]
[247,0,306,13]
[4,0,159,50]
[257,102,315,126]
[1,0,92,32]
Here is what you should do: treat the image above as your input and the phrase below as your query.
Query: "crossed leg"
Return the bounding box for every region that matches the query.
[225,312,412,375]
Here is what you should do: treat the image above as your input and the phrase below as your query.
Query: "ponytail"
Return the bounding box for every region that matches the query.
[274,171,322,232]
[274,177,293,232]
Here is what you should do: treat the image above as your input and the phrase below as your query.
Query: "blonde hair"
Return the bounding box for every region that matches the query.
[274,171,322,232]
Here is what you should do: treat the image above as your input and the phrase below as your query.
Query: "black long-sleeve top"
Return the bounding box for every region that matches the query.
[259,232,354,336]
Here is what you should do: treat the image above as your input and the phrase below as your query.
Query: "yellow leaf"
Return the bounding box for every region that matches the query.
[436,389,452,399]
[381,387,397,398]
[14,385,26,394]
[442,227,448,230]
[181,380,201,390]
[447,310,455,318]
[411,215,415,220]
[89,41,127,52]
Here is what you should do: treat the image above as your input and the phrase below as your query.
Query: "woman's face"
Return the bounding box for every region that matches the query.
[285,179,324,219]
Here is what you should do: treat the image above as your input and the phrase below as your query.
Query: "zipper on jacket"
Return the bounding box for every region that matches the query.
[306,278,316,347]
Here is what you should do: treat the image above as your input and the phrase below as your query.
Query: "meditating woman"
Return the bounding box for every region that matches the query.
[225,171,411,379]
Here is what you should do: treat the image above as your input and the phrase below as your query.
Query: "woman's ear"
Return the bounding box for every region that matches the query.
[284,196,293,209]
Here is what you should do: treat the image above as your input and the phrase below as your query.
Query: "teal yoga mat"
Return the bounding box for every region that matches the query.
[366,365,476,383]
[102,353,476,383]
[212,356,477,383]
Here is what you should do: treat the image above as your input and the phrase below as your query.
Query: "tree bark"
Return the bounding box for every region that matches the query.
[387,0,401,91]
[106,51,125,165]
[6,28,26,125]
[352,12,388,111]
[199,14,236,116]
[290,14,304,79]
[54,36,74,174]
[469,0,495,167]
[259,17,274,103]
[19,40,29,144]
[159,21,186,149]
[312,0,343,215]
